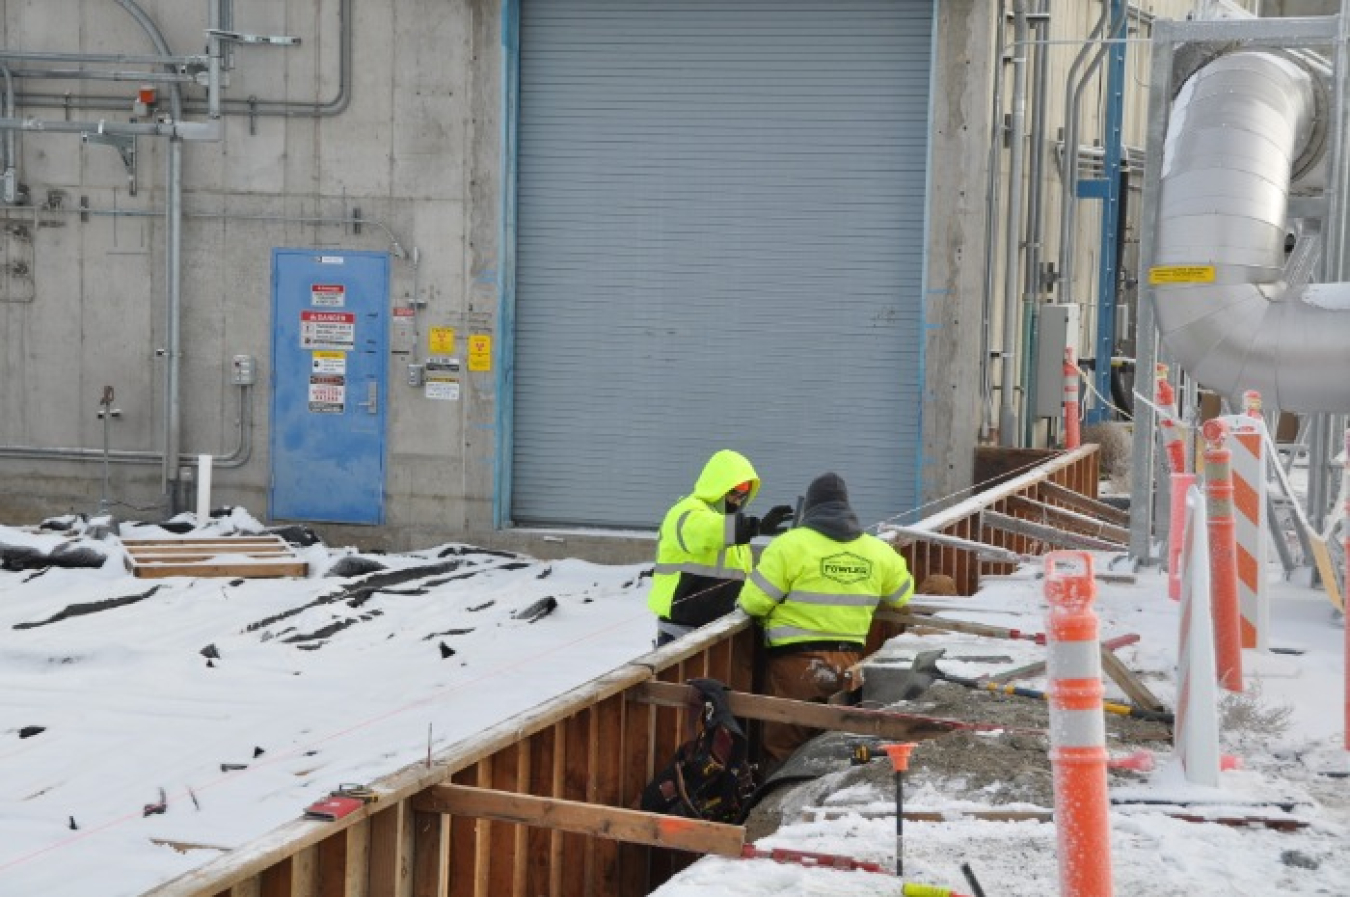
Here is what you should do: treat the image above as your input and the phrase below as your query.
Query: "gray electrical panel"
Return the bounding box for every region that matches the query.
[1033,304,1080,418]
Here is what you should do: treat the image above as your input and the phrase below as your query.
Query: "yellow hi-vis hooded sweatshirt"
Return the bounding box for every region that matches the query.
[647,449,760,629]
[738,472,913,650]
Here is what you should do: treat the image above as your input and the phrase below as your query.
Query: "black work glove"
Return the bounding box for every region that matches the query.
[733,513,760,544]
[759,504,795,536]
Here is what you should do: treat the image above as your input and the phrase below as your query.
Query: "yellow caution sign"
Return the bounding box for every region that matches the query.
[429,327,456,355]
[1149,265,1216,285]
[468,334,492,372]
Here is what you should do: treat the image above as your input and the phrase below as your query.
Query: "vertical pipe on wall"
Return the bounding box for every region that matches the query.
[1055,3,1112,307]
[0,65,16,202]
[1126,20,1178,565]
[114,0,185,508]
[1312,1,1350,534]
[1019,1,1051,448]
[1088,0,1127,424]
[998,3,1029,447]
[495,0,523,529]
[979,1,1010,442]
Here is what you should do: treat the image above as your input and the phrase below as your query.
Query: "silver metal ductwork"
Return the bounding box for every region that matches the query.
[1153,49,1350,412]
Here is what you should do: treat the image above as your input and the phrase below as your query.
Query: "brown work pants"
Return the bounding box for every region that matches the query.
[761,649,860,770]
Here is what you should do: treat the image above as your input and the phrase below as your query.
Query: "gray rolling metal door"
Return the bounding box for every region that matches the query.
[513,0,932,531]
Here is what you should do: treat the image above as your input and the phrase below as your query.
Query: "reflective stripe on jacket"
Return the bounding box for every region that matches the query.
[737,526,913,648]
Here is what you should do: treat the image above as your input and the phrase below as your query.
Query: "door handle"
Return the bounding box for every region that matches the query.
[358,381,378,414]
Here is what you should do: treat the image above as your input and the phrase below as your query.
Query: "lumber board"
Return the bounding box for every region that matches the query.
[1037,480,1131,527]
[132,560,308,579]
[880,609,1042,643]
[628,680,1030,739]
[1006,494,1130,544]
[367,802,413,897]
[984,633,1140,684]
[123,535,307,579]
[412,784,746,858]
[981,509,1127,552]
[1099,643,1166,713]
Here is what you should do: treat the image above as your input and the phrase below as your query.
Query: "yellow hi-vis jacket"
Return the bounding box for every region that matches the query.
[737,527,913,649]
[647,449,760,629]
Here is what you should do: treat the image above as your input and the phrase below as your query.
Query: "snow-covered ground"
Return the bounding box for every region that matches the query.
[2,508,1349,896]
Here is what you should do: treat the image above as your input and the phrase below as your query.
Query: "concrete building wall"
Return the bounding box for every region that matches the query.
[0,0,1316,558]
[0,0,507,554]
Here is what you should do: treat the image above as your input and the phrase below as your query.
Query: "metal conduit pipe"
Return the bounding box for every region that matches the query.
[1153,50,1350,412]
[1019,1,1052,447]
[0,384,254,469]
[998,2,1030,447]
[1056,3,1126,307]
[978,0,1011,441]
[0,65,15,202]
[12,0,350,120]
[114,0,188,509]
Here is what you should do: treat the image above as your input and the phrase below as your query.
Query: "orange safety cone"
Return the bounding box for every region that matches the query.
[1202,419,1244,692]
[1044,551,1113,897]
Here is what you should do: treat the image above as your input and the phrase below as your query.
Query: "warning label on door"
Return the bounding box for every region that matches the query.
[311,284,347,307]
[301,311,356,351]
[311,351,346,375]
[308,374,346,413]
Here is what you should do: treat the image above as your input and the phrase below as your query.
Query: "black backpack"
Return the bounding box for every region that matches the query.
[639,678,757,824]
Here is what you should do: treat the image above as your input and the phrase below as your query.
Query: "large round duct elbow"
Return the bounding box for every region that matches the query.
[1151,50,1350,412]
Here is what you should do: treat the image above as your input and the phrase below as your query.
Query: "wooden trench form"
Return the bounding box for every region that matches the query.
[144,444,1107,897]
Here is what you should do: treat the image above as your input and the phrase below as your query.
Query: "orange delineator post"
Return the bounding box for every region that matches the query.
[1157,365,1189,603]
[1156,364,1186,474]
[1063,346,1081,450]
[1169,472,1196,602]
[1242,390,1262,420]
[1202,419,1244,692]
[1044,551,1113,897]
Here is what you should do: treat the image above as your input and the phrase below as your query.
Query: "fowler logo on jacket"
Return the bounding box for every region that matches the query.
[820,552,871,584]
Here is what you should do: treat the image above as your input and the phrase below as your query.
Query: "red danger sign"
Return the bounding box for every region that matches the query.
[300,311,356,350]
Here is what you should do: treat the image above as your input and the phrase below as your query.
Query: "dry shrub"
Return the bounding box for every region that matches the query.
[1219,679,1294,748]
[1083,422,1133,493]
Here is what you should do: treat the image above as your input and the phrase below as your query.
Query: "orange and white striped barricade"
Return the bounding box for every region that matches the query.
[1202,419,1244,692]
[1174,485,1222,786]
[1219,412,1269,651]
[1063,346,1081,449]
[1044,552,1113,897]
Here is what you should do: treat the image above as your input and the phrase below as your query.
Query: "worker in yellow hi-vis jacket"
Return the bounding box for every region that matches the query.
[647,449,793,647]
[738,471,914,768]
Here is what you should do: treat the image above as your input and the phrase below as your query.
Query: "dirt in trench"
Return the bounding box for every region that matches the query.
[743,679,1173,843]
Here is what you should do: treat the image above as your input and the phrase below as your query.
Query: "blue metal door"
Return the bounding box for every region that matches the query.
[270,249,389,525]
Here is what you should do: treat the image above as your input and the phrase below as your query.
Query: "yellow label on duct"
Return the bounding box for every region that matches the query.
[1148,265,1216,285]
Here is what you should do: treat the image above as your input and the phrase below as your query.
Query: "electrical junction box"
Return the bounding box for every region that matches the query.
[407,363,425,387]
[231,354,256,386]
[1033,304,1080,418]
